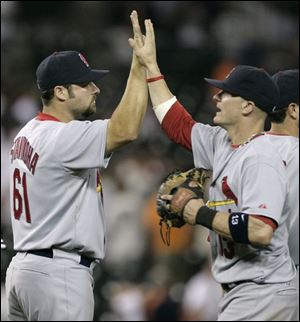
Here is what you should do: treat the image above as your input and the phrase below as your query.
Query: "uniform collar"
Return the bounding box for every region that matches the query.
[265,131,290,136]
[231,132,265,149]
[36,112,62,122]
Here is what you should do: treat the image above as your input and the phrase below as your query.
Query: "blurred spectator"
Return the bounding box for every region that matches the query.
[180,256,222,321]
[143,282,181,321]
[10,93,39,125]
[109,282,146,321]
[102,157,151,280]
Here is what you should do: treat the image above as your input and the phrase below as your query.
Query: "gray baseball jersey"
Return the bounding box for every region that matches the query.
[191,123,295,284]
[261,133,299,266]
[9,113,110,259]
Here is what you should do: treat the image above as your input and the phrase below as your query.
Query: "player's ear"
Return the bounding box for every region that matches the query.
[241,100,255,116]
[53,85,69,101]
[287,103,298,120]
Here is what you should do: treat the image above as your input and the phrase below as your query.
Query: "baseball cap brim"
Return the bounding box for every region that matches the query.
[204,78,231,92]
[73,69,110,84]
[204,77,245,98]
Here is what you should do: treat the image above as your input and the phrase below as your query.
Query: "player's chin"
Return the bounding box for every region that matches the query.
[213,115,222,125]
[81,105,96,118]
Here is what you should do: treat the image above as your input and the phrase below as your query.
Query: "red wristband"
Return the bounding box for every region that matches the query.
[146,75,164,83]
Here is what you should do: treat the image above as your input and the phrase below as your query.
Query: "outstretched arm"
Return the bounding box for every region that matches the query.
[129,12,196,150]
[129,16,173,106]
[105,11,148,155]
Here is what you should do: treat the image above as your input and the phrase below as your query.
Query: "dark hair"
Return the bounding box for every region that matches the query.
[40,84,73,105]
[41,89,55,105]
[268,108,287,123]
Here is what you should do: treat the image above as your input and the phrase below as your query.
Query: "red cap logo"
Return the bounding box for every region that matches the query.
[78,53,89,67]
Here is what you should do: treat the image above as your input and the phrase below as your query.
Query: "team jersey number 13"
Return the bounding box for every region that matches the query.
[13,168,31,223]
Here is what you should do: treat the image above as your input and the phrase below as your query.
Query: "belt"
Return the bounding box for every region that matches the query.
[27,249,94,268]
[221,280,252,293]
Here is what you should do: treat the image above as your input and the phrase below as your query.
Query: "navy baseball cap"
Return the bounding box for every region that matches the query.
[272,69,299,110]
[36,51,109,91]
[204,65,280,114]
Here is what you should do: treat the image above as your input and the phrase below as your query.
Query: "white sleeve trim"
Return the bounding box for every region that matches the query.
[153,96,177,124]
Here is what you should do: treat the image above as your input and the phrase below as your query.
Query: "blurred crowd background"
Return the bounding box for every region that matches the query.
[1,1,299,321]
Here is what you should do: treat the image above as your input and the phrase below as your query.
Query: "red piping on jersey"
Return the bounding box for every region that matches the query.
[161,101,196,150]
[36,112,62,122]
[251,215,277,231]
[231,133,265,148]
[265,131,290,136]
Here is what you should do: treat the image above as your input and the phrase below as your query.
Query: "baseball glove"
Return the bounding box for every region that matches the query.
[157,168,211,245]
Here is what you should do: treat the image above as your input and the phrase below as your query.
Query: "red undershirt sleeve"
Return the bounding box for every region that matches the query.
[251,215,278,231]
[161,101,196,151]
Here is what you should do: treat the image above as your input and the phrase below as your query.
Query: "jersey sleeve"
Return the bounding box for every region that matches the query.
[55,119,110,170]
[240,157,287,224]
[286,142,299,227]
[286,141,299,198]
[161,100,196,150]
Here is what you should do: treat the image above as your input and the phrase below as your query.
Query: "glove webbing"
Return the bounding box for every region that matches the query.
[159,219,171,246]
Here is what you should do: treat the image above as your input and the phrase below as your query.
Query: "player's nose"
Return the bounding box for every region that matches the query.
[213,94,219,102]
[213,90,222,102]
[91,82,100,95]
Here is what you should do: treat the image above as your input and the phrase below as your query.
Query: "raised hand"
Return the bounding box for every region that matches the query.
[128,10,157,68]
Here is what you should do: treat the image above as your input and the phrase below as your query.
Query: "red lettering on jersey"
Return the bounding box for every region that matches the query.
[26,146,34,168]
[13,168,31,223]
[29,153,39,175]
[221,176,238,205]
[10,137,39,175]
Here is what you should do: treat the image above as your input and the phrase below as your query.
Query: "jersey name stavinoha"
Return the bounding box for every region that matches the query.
[10,136,39,175]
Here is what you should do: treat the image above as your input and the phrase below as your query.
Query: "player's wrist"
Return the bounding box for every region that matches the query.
[147,75,164,83]
[182,198,204,225]
[195,205,217,229]
[146,64,161,78]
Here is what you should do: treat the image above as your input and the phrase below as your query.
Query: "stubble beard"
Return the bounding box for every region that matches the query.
[81,106,94,118]
[81,98,96,118]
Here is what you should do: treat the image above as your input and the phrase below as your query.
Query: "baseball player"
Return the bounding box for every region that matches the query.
[268,70,299,273]
[129,13,298,321]
[266,70,299,316]
[5,11,148,321]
